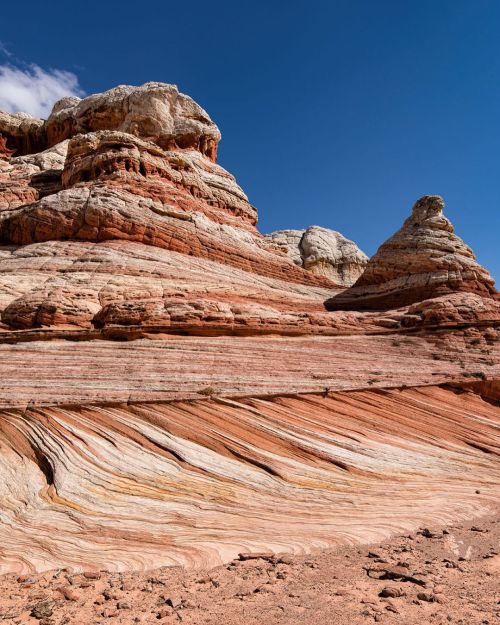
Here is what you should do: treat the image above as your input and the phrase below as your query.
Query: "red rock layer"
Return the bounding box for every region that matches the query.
[0,136,14,160]
[327,196,497,311]
[0,386,498,573]
[61,131,257,226]
[0,331,498,409]
[0,84,498,577]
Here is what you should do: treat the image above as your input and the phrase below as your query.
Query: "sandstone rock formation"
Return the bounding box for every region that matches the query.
[0,111,46,156]
[0,84,498,575]
[326,195,497,310]
[0,386,498,573]
[46,83,221,160]
[266,226,368,285]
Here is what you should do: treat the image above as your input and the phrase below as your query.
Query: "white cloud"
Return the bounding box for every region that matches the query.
[0,63,84,118]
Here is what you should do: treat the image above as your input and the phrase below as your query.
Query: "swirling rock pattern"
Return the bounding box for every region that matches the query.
[0,84,499,575]
[0,386,499,573]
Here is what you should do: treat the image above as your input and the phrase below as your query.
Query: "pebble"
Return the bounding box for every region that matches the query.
[164,593,182,608]
[238,551,274,561]
[103,590,119,600]
[30,602,53,619]
[121,580,135,591]
[117,600,131,609]
[379,586,404,598]
[417,591,436,602]
[421,528,440,539]
[59,587,80,601]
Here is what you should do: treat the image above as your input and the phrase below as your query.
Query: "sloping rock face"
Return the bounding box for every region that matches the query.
[0,84,499,575]
[266,226,368,286]
[327,195,497,310]
[0,387,499,573]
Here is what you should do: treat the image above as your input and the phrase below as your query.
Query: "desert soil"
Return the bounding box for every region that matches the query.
[1,511,499,625]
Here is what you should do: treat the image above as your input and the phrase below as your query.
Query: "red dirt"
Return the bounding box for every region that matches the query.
[1,512,498,625]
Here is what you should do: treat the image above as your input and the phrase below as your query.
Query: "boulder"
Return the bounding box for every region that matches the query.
[266,226,368,286]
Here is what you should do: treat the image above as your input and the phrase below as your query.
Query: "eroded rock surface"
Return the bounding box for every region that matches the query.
[46,82,221,160]
[0,84,498,577]
[0,111,46,156]
[0,386,498,573]
[327,196,497,310]
[266,226,368,285]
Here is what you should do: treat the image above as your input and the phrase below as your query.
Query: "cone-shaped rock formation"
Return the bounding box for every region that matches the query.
[326,195,497,310]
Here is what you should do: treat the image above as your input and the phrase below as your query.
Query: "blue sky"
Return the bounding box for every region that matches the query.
[0,0,498,280]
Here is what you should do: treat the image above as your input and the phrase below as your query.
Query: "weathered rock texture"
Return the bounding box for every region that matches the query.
[0,386,499,573]
[46,83,221,160]
[0,332,498,408]
[0,84,499,575]
[266,226,368,285]
[327,195,497,310]
[0,111,46,156]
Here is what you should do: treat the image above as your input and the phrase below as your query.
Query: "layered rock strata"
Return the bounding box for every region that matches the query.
[0,330,497,408]
[327,195,497,310]
[0,84,498,575]
[0,386,498,573]
[266,226,368,285]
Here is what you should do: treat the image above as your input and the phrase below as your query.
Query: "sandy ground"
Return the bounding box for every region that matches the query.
[1,512,499,625]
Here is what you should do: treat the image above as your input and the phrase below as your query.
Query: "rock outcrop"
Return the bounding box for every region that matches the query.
[46,83,221,160]
[326,195,497,310]
[1,83,346,336]
[266,226,368,286]
[0,140,67,210]
[0,111,46,156]
[0,386,499,573]
[0,85,499,575]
